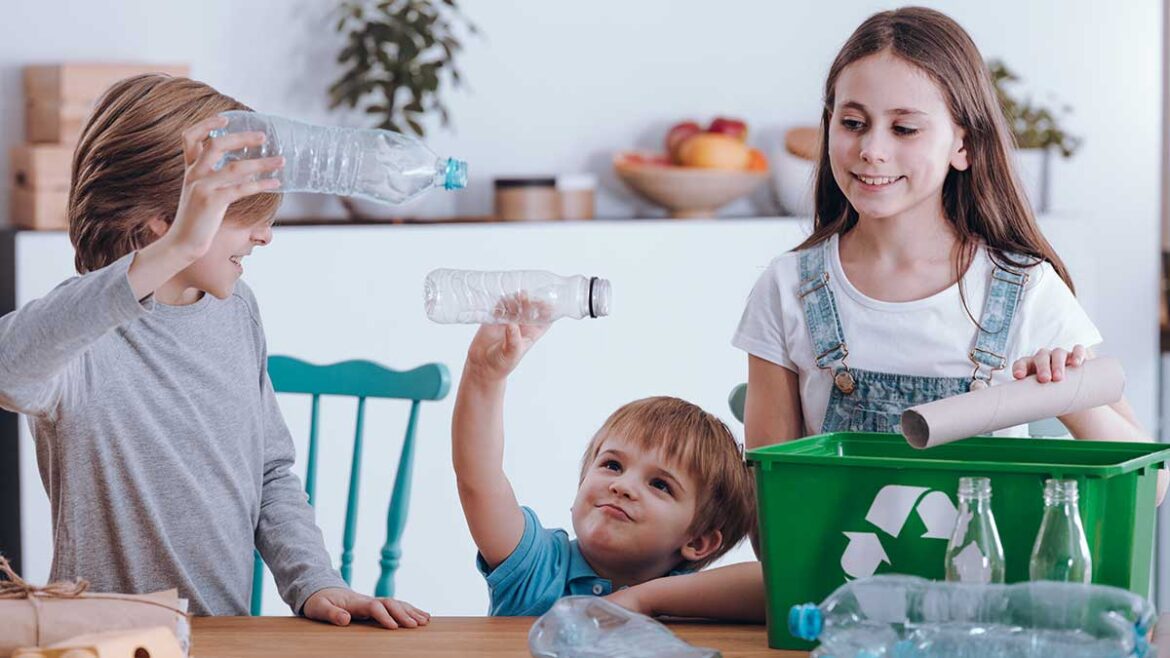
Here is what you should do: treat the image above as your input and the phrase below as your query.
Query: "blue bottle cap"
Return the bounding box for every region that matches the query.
[788,603,822,641]
[444,158,468,190]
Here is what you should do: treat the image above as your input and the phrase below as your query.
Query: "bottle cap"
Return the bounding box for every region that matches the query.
[444,159,469,190]
[589,277,611,318]
[788,603,822,641]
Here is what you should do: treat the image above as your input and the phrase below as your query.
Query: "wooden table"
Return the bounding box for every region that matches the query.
[192,616,806,657]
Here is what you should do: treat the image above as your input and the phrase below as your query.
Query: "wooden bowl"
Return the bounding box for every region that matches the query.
[614,152,768,219]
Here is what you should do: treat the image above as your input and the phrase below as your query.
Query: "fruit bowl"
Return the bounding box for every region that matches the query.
[613,152,768,219]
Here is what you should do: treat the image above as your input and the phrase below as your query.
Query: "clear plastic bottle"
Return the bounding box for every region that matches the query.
[944,476,1005,584]
[528,596,718,658]
[1029,478,1093,584]
[209,110,467,204]
[423,269,611,324]
[790,574,1154,658]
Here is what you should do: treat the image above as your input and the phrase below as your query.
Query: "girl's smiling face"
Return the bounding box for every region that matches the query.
[828,50,969,222]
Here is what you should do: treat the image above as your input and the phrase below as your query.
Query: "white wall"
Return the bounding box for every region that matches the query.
[1,0,1161,425]
[2,0,1164,610]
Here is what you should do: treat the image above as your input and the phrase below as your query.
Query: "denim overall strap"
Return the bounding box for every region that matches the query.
[798,242,855,393]
[968,254,1029,389]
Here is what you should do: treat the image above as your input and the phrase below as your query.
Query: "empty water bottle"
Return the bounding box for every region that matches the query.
[210,110,467,204]
[1029,478,1092,584]
[943,476,1005,584]
[790,574,1154,658]
[528,596,719,658]
[424,269,611,324]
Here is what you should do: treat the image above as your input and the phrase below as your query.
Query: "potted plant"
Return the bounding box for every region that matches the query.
[987,59,1081,213]
[329,0,477,218]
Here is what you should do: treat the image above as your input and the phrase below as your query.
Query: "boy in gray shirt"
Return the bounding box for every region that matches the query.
[0,74,428,628]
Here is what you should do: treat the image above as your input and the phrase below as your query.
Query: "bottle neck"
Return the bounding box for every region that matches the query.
[1043,479,1079,506]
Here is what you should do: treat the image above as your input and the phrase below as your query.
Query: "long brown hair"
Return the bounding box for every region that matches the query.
[69,74,280,274]
[798,6,1074,292]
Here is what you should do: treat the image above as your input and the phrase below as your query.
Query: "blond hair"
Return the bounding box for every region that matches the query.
[579,396,756,570]
[69,74,280,274]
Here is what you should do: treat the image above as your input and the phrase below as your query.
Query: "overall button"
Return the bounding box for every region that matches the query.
[592,584,604,595]
[834,369,856,395]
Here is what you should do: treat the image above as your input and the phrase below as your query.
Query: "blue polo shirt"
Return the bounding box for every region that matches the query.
[476,506,689,616]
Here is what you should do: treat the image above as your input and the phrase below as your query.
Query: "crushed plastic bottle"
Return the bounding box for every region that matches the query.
[210,110,467,204]
[529,596,720,658]
[790,574,1154,657]
[424,269,611,324]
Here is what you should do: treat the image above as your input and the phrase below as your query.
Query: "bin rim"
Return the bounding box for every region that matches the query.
[745,432,1170,477]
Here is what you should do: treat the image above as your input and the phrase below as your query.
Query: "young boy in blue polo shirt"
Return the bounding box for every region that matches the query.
[452,322,760,619]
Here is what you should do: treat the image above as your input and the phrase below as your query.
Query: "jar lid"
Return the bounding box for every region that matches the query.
[556,174,598,191]
[494,177,557,189]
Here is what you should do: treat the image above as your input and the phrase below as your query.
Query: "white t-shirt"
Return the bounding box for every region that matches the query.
[732,234,1102,436]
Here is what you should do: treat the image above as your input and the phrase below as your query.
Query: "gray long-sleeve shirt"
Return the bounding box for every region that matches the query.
[0,252,346,615]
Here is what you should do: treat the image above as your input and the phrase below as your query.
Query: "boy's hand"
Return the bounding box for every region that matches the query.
[303,587,430,629]
[163,115,284,261]
[464,321,549,383]
[1012,345,1086,383]
[605,586,653,617]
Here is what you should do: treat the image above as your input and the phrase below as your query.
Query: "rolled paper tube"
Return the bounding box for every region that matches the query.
[901,356,1125,449]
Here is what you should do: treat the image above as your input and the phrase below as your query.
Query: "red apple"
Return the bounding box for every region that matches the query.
[665,120,703,163]
[708,116,748,142]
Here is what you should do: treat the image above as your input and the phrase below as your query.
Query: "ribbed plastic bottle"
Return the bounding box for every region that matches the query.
[210,110,467,204]
[424,269,611,324]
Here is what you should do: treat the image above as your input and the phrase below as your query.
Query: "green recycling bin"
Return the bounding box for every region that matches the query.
[746,432,1170,651]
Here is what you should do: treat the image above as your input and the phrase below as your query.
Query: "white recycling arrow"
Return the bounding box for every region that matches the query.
[864,485,928,537]
[915,490,959,539]
[841,531,890,579]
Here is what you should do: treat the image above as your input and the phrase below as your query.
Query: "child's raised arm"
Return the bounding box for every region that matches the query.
[452,322,549,568]
[127,116,282,299]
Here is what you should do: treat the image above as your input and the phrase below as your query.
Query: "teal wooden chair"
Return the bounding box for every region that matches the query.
[250,355,451,615]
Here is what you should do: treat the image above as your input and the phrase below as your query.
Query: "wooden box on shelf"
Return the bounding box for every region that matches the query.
[10,186,68,230]
[11,144,72,189]
[24,63,189,144]
[10,144,73,230]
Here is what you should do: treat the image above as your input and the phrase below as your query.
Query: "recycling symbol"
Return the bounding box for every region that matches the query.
[840,485,958,579]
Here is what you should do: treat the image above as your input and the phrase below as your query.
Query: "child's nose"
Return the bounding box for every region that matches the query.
[252,224,273,245]
[609,477,637,499]
[858,133,889,163]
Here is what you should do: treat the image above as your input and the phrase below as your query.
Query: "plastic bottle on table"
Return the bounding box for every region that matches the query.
[789,574,1154,657]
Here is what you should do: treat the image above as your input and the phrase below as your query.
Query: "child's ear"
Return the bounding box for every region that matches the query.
[680,529,723,563]
[950,129,969,172]
[146,216,170,238]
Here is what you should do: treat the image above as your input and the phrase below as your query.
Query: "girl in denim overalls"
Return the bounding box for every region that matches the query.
[734,7,1152,455]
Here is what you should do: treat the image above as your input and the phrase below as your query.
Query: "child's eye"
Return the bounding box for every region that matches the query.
[602,460,622,472]
[893,125,919,136]
[841,118,866,132]
[650,479,673,495]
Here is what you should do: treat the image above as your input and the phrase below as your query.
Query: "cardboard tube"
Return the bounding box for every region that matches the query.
[901,357,1125,449]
